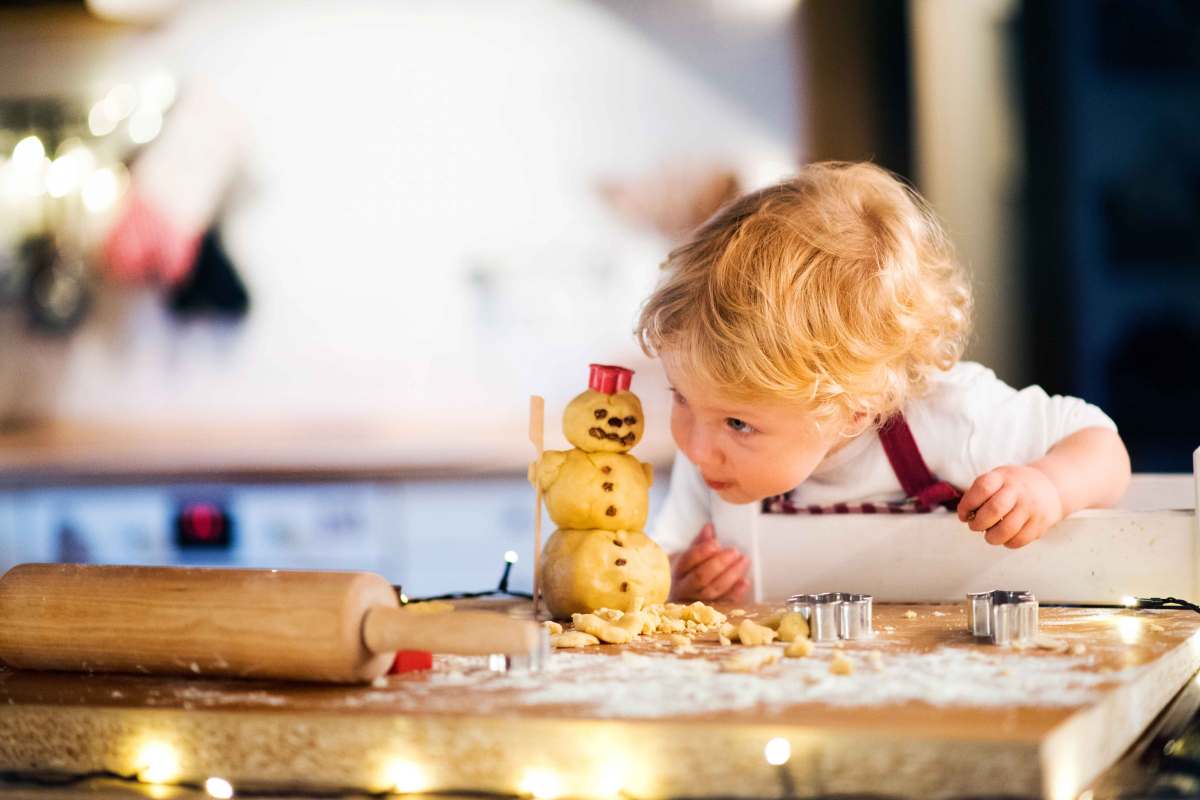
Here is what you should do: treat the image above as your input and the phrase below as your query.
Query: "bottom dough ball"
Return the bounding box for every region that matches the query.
[541,528,670,618]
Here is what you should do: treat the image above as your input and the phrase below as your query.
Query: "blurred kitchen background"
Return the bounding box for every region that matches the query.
[0,0,1196,593]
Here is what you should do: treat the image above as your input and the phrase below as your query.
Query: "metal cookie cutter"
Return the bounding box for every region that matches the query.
[788,592,873,642]
[966,590,1038,646]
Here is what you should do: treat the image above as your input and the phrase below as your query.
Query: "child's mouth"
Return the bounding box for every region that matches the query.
[704,478,732,491]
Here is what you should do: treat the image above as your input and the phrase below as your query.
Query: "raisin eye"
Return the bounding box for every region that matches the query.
[607,417,623,428]
[623,416,637,425]
[594,409,608,419]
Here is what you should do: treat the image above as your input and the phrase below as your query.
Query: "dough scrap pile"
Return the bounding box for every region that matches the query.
[545,599,730,646]
[531,365,670,617]
[545,601,841,675]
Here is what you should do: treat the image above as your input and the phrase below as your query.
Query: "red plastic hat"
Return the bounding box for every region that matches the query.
[588,363,634,394]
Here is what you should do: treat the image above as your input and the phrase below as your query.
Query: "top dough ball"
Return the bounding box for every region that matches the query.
[563,389,645,453]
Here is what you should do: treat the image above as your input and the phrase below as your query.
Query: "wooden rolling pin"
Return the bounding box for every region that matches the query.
[0,563,542,683]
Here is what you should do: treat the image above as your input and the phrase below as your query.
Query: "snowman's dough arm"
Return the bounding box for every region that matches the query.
[529,450,569,490]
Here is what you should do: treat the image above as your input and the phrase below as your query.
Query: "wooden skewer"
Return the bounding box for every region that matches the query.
[529,395,545,618]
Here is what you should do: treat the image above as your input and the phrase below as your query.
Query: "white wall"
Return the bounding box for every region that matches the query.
[910,0,1024,385]
[0,0,799,461]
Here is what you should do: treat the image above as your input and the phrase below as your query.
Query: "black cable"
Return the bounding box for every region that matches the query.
[1137,597,1200,614]
[397,554,532,604]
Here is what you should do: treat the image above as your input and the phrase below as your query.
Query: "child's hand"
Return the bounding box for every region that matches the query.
[957,465,1064,549]
[669,523,750,603]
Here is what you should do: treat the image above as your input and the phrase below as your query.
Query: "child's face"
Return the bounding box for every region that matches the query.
[663,358,849,505]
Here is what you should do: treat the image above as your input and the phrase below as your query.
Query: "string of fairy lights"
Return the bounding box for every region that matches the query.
[396,550,533,605]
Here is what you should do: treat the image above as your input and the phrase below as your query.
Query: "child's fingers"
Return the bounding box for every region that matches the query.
[719,578,751,604]
[1003,519,1044,549]
[696,554,749,601]
[968,486,1017,532]
[958,470,1005,521]
[984,506,1030,546]
[685,548,744,590]
[694,523,716,544]
[672,538,723,577]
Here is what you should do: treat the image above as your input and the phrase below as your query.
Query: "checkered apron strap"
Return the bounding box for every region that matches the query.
[761,413,963,515]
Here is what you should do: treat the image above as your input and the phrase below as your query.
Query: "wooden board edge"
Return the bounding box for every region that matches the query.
[0,705,1044,798]
[1039,628,1200,799]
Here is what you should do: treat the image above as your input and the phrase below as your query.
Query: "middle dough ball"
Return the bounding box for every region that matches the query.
[530,449,652,531]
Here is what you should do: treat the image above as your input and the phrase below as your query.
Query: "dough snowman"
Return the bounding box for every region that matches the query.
[532,364,671,617]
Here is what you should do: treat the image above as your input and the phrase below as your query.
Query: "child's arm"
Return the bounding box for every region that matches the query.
[957,427,1131,549]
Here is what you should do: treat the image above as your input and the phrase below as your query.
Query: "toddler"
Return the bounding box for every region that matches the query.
[634,162,1131,603]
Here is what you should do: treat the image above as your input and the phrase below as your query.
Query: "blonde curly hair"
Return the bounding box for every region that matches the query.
[635,161,973,425]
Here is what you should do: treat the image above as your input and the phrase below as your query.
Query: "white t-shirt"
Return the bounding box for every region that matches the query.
[650,361,1118,555]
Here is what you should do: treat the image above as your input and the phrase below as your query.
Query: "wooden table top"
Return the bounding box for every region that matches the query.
[1,602,1197,799]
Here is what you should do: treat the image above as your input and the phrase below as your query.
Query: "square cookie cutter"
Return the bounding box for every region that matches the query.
[788,592,873,642]
[967,589,1039,646]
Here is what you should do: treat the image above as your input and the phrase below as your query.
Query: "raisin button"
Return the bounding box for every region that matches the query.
[605,506,617,516]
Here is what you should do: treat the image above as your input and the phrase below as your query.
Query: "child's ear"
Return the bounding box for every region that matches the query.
[841,412,872,438]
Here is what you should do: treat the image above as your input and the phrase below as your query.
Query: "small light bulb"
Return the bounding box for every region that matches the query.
[136,741,180,784]
[764,736,791,766]
[1120,595,1138,608]
[385,760,426,793]
[205,777,234,799]
[519,769,562,800]
[104,83,138,121]
[12,136,45,170]
[399,592,409,605]
[89,101,117,136]
[82,166,122,213]
[505,550,519,564]
[129,108,163,145]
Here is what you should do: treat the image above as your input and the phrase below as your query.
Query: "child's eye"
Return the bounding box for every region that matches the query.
[726,417,756,435]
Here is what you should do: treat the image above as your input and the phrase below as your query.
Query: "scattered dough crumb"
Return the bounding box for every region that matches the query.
[785,638,813,658]
[722,647,781,673]
[670,633,697,654]
[756,610,786,630]
[932,611,947,617]
[830,653,854,675]
[572,613,633,644]
[552,631,601,648]
[730,608,746,617]
[543,621,563,636]
[738,619,777,646]
[882,625,896,633]
[1029,635,1069,653]
[776,612,810,643]
[371,676,388,688]
[904,610,918,619]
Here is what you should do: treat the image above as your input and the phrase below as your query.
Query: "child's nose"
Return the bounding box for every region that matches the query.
[684,427,723,469]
